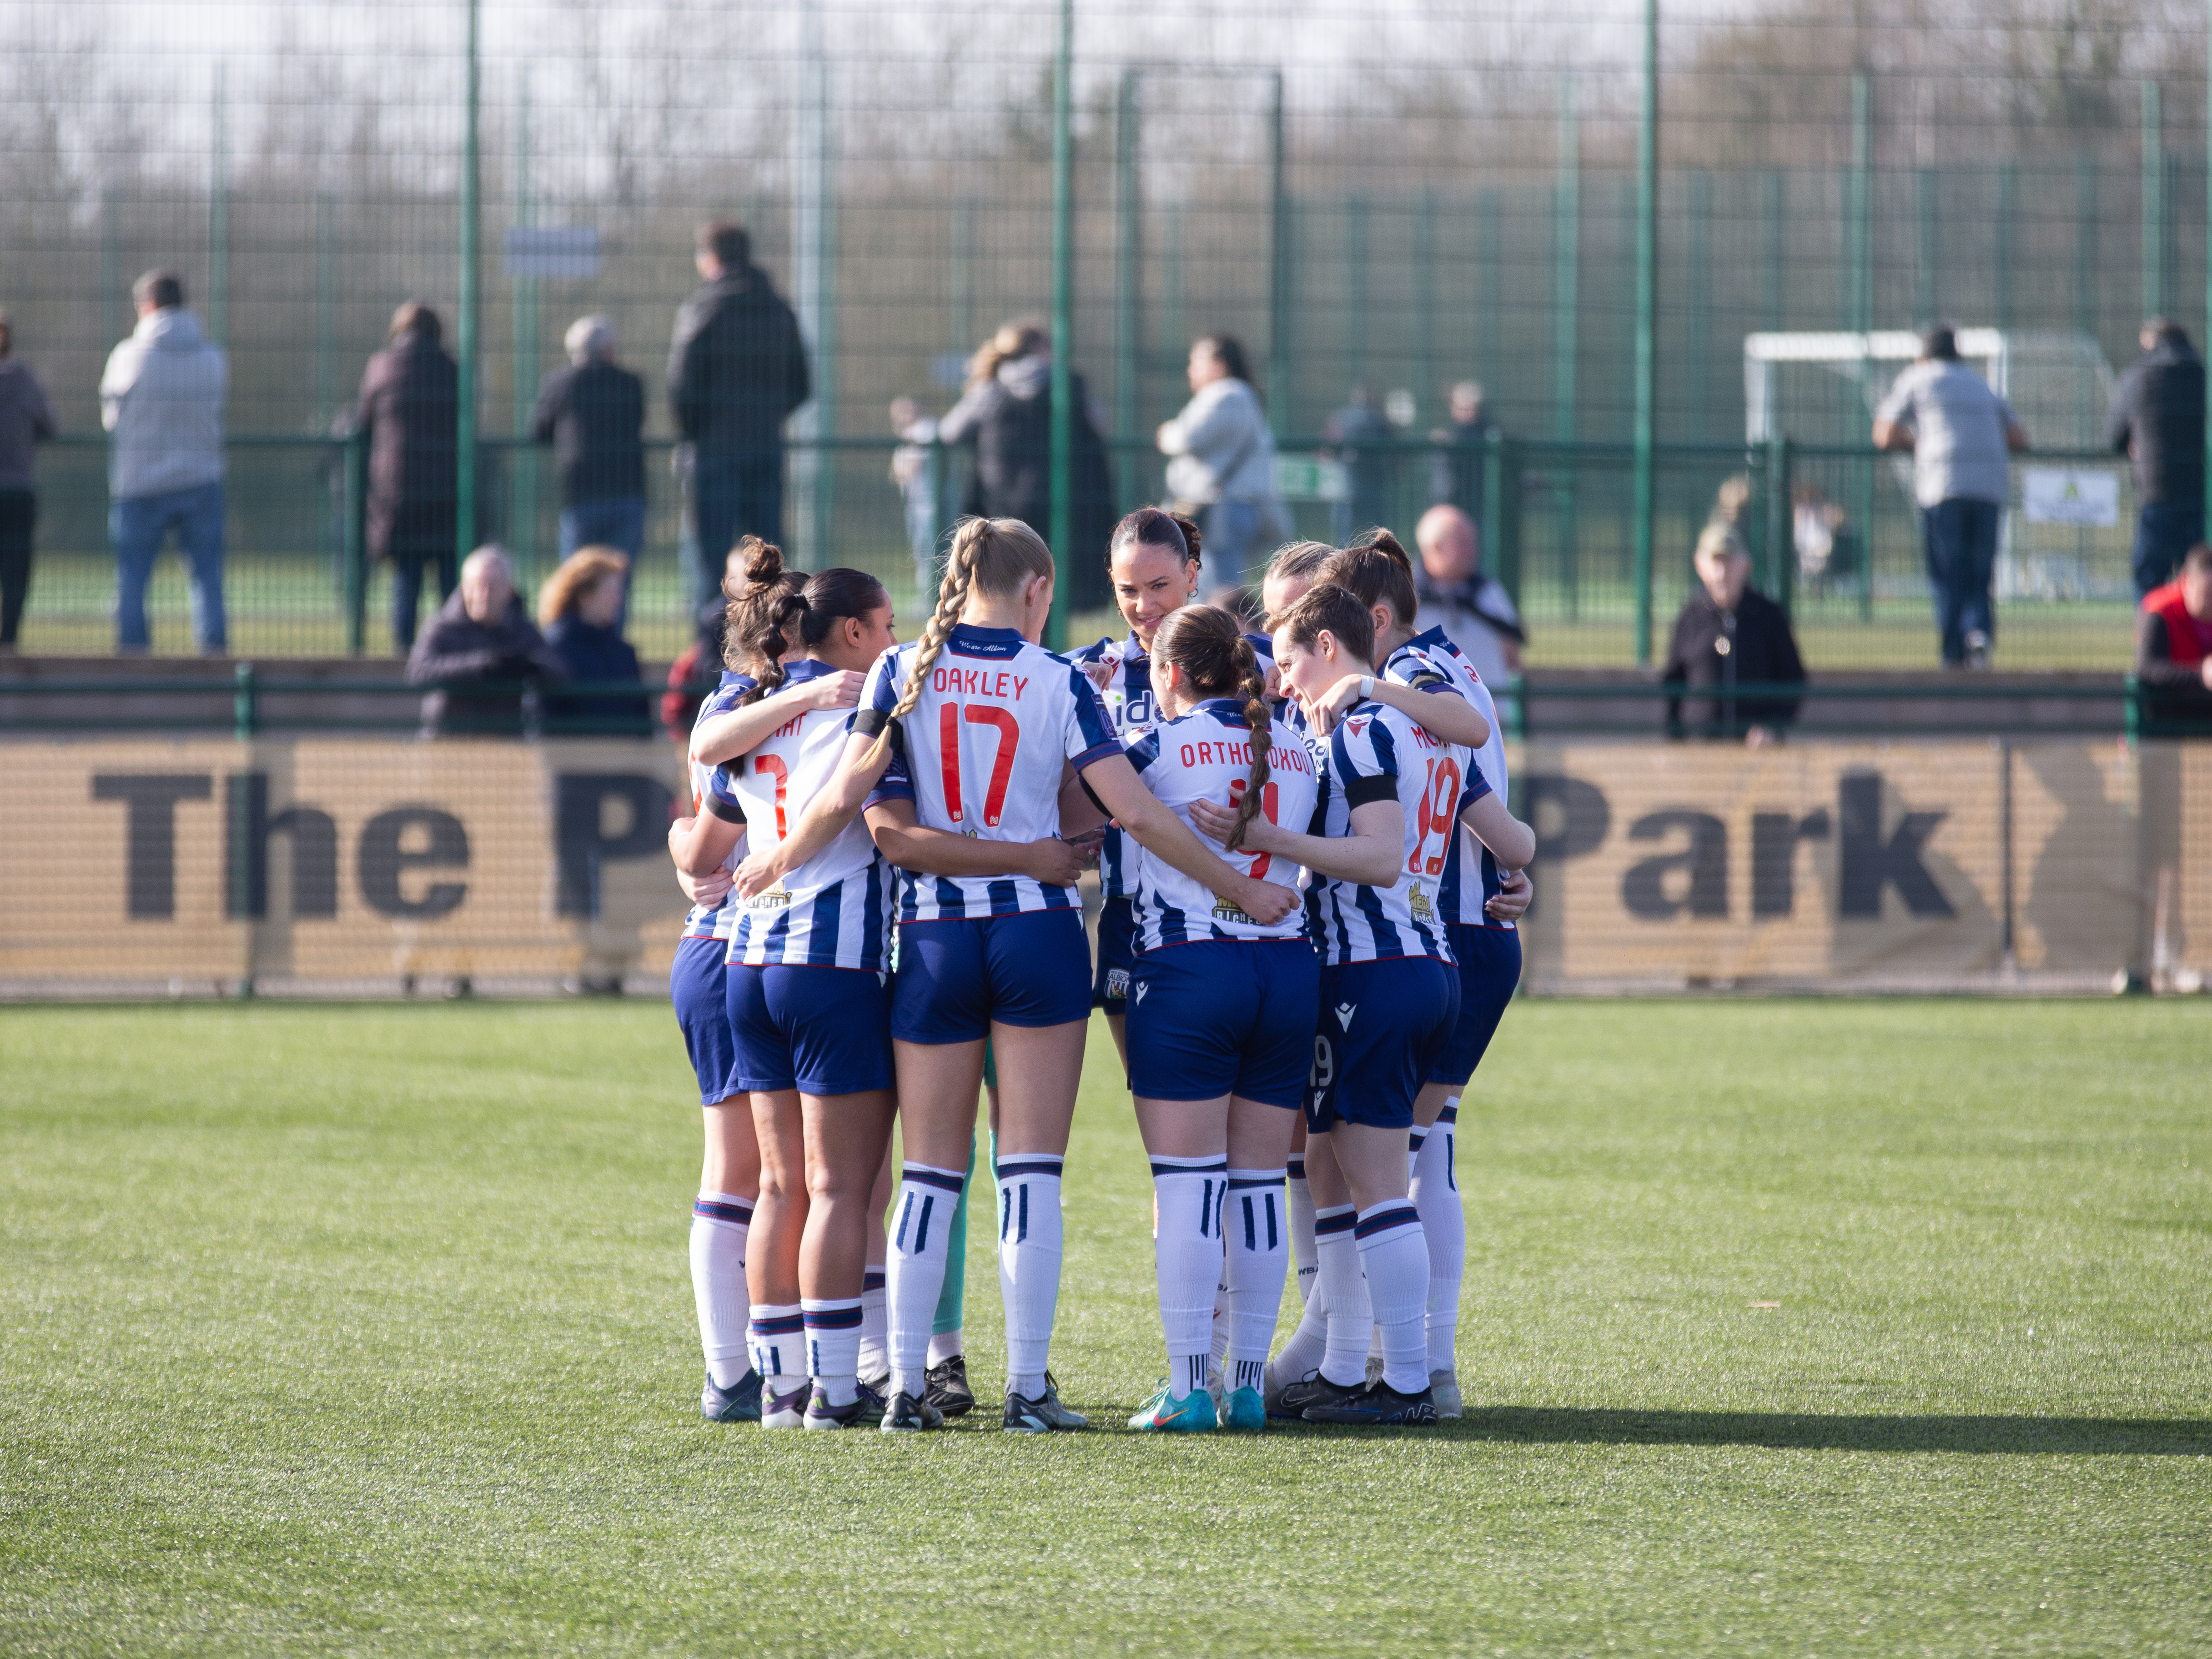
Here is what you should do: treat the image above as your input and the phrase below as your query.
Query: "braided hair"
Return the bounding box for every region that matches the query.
[865,516,1054,766]
[1151,604,1272,853]
[722,536,807,684]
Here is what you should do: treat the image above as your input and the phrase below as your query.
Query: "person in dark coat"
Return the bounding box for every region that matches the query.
[0,307,57,651]
[1322,386,1398,543]
[2108,318,2208,600]
[1427,380,1496,525]
[1663,524,1805,744]
[356,302,460,650]
[538,545,651,736]
[531,315,647,565]
[935,321,1118,608]
[406,545,565,737]
[2134,542,2212,733]
[668,221,810,618]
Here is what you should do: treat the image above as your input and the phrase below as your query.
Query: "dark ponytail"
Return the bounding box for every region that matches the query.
[1151,604,1271,853]
[729,550,890,704]
[723,536,807,694]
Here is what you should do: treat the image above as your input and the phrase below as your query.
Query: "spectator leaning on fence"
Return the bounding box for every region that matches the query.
[1154,333,1280,593]
[1663,523,1805,747]
[356,302,460,653]
[539,545,651,737]
[1412,503,1523,690]
[0,307,57,652]
[1873,323,2030,671]
[1321,385,1398,545]
[2108,317,2207,601]
[669,220,811,620]
[1428,380,1496,527]
[2134,542,2212,733]
[406,544,566,738]
[100,270,228,655]
[533,315,648,571]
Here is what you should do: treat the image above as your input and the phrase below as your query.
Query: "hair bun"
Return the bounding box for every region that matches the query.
[1168,510,1204,566]
[740,536,787,588]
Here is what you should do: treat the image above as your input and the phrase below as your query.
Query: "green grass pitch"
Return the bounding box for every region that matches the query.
[3,999,2208,1655]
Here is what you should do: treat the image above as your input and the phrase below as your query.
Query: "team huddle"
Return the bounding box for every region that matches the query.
[665,507,1534,1432]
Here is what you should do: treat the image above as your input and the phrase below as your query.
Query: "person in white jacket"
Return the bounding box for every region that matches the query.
[1155,335,1280,592]
[100,271,228,654]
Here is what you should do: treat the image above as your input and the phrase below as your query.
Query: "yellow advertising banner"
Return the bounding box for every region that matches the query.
[0,736,2205,996]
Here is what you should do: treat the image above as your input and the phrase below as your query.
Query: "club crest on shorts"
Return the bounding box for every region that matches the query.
[1105,967,1130,1001]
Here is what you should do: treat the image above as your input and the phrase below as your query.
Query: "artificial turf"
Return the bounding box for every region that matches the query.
[1,999,2207,1656]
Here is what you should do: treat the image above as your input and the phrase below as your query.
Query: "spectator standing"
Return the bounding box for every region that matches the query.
[1663,523,1805,745]
[1427,380,1496,524]
[2134,542,2212,731]
[1412,503,1523,689]
[532,315,647,566]
[889,395,939,594]
[2108,318,2207,600]
[356,302,460,651]
[936,320,1117,599]
[406,544,565,737]
[0,307,57,652]
[100,271,228,654]
[1873,323,2030,670]
[1155,333,1280,592]
[669,220,810,618]
[1321,386,1397,543]
[539,545,650,736]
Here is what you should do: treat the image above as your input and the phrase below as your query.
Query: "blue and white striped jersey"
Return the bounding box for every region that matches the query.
[1387,627,1513,929]
[855,623,1122,922]
[1066,631,1161,900]
[704,661,893,971]
[1305,700,1467,967]
[1122,699,1322,952]
[681,671,756,941]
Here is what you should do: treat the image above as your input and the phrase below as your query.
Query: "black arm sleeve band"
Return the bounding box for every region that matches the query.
[704,794,747,825]
[1081,777,1110,818]
[1344,774,1398,809]
[850,708,890,737]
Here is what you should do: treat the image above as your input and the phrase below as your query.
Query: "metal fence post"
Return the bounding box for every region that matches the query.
[1483,427,1514,610]
[1849,71,1875,625]
[344,430,368,656]
[1629,0,1659,666]
[1766,435,1794,616]
[233,661,258,741]
[455,0,480,563]
[1114,69,1142,511]
[1553,77,1580,623]
[1267,69,1290,439]
[1045,0,1072,653]
[2143,80,2165,322]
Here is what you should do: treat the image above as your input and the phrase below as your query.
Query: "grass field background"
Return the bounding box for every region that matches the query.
[3,999,2208,1656]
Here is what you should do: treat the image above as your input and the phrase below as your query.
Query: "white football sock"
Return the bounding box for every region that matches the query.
[1355,1200,1431,1395]
[747,1302,806,1396]
[1286,1156,1317,1305]
[1223,1168,1288,1396]
[996,1152,1065,1400]
[926,1328,964,1366]
[885,1161,966,1401]
[1316,1205,1372,1388]
[1272,1199,1347,1382]
[803,1297,863,1407]
[1208,1267,1230,1387]
[858,1268,889,1381]
[689,1191,753,1388]
[1413,1101,1464,1374]
[1407,1125,1428,1183]
[1150,1155,1226,1397]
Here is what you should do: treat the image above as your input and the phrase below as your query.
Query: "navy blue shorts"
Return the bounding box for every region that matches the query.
[1306,955,1460,1134]
[891,910,1092,1044]
[1127,939,1321,1110]
[726,963,895,1096]
[1092,896,1138,1011]
[671,933,739,1105]
[1426,924,1522,1086]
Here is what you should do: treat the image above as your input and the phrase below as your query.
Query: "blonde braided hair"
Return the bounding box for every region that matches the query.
[866,515,1055,767]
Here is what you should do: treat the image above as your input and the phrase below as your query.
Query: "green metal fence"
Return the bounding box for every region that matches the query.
[0,2,2201,669]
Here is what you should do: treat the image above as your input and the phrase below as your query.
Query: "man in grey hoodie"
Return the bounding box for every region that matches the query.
[100,270,228,654]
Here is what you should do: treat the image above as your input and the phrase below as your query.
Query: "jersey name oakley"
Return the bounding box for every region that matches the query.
[856,623,1121,922]
[704,661,892,971]
[1068,633,1160,900]
[1123,700,1320,952]
[1387,628,1513,929]
[1306,700,1467,967]
[681,671,756,941]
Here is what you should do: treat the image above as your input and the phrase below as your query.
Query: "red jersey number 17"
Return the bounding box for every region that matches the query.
[939,704,1022,829]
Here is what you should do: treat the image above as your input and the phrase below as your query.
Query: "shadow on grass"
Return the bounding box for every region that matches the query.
[1445,1406,2212,1457]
